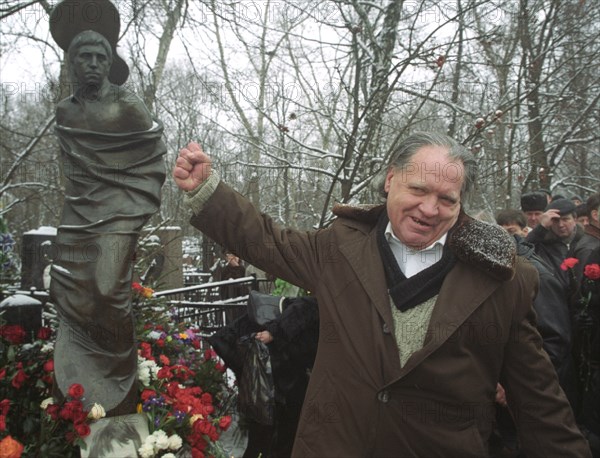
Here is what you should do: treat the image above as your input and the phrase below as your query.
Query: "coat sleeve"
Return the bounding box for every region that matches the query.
[525,224,550,245]
[499,259,591,457]
[189,181,328,293]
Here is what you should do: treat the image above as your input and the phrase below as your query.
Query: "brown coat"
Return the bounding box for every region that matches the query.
[191,182,590,458]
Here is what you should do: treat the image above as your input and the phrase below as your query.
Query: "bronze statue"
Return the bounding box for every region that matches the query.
[49,0,166,416]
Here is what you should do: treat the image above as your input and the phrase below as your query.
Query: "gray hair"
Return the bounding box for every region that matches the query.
[378,131,477,202]
[67,30,113,65]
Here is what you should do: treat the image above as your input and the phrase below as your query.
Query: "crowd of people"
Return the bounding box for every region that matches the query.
[494,190,600,457]
[173,133,598,457]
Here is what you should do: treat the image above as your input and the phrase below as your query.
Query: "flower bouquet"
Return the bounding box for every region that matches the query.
[561,257,600,390]
[0,282,235,457]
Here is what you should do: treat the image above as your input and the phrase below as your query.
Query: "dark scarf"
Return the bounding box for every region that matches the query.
[377,212,457,312]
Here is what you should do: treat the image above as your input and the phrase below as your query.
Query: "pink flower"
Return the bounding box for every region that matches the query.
[583,263,600,281]
[560,257,579,271]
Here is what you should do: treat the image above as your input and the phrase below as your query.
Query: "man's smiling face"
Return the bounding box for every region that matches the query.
[384,145,464,250]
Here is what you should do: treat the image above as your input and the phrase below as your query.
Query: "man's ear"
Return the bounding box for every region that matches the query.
[384,168,395,193]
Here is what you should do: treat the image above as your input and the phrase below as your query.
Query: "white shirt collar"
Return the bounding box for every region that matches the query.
[384,222,447,277]
[384,222,448,251]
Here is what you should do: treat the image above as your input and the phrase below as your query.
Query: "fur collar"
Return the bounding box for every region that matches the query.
[332,203,516,281]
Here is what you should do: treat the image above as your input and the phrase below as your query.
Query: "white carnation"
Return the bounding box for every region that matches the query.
[40,397,54,410]
[144,434,157,446]
[87,403,106,420]
[138,358,160,386]
[167,434,183,451]
[154,430,169,450]
[162,454,176,458]
[138,443,155,458]
[147,330,162,340]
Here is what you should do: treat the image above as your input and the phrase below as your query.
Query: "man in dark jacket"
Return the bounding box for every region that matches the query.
[526,198,585,294]
[496,209,573,385]
[208,296,319,458]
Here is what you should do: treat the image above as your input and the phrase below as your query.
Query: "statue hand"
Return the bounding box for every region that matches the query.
[173,142,212,191]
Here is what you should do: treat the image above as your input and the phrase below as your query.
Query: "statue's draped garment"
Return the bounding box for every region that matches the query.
[50,121,166,413]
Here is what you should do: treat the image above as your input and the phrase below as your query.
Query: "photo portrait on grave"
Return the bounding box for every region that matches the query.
[48,0,166,416]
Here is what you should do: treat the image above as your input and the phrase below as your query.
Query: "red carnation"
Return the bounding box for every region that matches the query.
[219,415,232,431]
[192,448,206,458]
[204,349,217,361]
[560,257,579,271]
[37,326,52,340]
[0,368,6,380]
[132,282,144,293]
[141,389,157,402]
[0,325,26,344]
[584,263,600,281]
[0,399,10,416]
[157,367,173,379]
[59,400,84,422]
[201,392,212,404]
[46,404,60,421]
[11,369,28,389]
[139,342,153,359]
[43,360,54,372]
[0,415,6,432]
[74,422,91,438]
[68,383,85,399]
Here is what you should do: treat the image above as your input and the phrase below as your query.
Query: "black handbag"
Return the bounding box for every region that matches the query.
[247,290,283,326]
[237,334,275,425]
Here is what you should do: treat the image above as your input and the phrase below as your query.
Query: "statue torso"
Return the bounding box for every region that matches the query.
[56,84,152,133]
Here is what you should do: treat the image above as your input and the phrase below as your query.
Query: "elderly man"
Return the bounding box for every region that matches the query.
[174,133,590,457]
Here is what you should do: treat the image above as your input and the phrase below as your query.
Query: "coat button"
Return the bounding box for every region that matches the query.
[382,323,391,334]
[377,390,390,403]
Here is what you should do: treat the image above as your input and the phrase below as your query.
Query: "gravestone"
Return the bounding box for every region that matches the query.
[20,226,56,291]
[0,294,42,342]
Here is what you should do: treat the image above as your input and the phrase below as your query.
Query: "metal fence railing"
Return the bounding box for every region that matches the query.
[154,276,257,332]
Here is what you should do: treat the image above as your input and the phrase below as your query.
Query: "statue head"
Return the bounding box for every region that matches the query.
[68,31,114,87]
[50,0,129,85]
[68,31,113,65]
